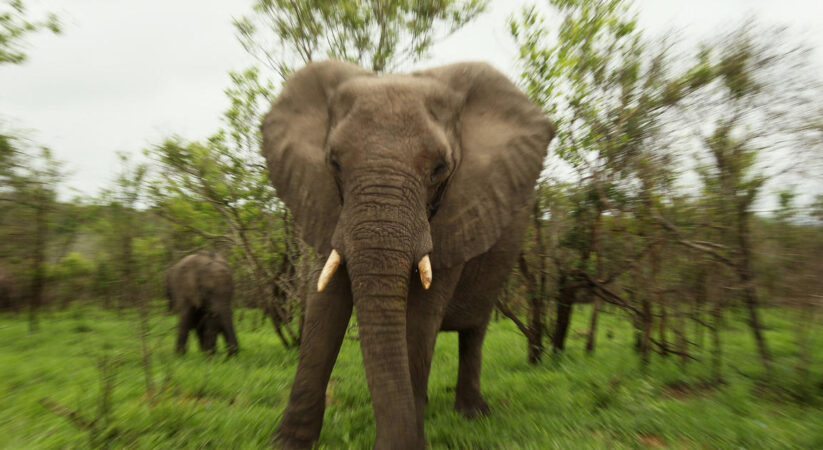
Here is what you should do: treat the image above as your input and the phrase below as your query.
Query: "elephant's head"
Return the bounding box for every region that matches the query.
[262,61,552,440]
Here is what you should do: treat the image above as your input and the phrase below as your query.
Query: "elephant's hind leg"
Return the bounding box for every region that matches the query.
[195,311,208,351]
[176,308,197,354]
[274,268,353,449]
[449,204,530,418]
[219,310,239,356]
[201,315,218,356]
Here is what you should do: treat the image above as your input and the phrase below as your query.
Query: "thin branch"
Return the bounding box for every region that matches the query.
[39,397,95,430]
[496,300,531,338]
[649,338,699,360]
[653,210,736,267]
[575,269,643,316]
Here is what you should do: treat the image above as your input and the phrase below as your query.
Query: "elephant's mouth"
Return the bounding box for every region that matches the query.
[316,248,431,292]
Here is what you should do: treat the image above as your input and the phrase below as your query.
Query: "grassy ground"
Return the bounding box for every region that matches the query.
[1,304,821,449]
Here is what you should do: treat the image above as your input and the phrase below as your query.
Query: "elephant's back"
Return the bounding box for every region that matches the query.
[168,252,232,310]
[197,254,233,304]
[168,253,211,309]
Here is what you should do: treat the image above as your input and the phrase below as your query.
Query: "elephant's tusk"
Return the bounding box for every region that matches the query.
[317,249,342,292]
[418,254,432,290]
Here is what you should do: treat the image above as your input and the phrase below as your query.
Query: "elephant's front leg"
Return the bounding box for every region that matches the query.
[405,267,463,445]
[201,315,219,356]
[274,268,353,449]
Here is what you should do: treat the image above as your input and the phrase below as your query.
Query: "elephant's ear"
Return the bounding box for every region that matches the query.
[416,63,554,268]
[261,61,373,253]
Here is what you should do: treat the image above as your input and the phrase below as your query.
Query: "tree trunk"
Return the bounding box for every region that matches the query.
[29,203,46,333]
[736,207,771,375]
[122,208,154,398]
[237,228,298,348]
[584,208,603,354]
[585,294,600,354]
[710,299,724,381]
[553,275,575,353]
[657,302,668,356]
[651,245,668,356]
[675,299,688,368]
[693,269,707,356]
[527,294,545,364]
[640,297,652,367]
[794,301,812,382]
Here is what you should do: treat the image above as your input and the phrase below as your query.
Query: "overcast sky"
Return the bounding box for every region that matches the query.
[2,0,822,203]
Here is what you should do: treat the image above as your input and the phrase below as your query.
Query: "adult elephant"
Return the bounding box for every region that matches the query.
[166,252,238,356]
[263,61,554,449]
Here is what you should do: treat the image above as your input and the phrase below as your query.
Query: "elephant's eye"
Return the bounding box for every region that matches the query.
[431,162,446,179]
[329,156,341,172]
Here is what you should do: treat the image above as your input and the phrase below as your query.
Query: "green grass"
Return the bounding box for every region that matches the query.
[1,304,821,449]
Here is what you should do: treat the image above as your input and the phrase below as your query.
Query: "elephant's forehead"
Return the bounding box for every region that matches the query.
[339,75,452,107]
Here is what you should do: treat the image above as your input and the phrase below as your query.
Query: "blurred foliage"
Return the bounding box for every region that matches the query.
[48,252,94,307]
[0,138,65,329]
[0,0,60,65]
[504,0,823,370]
[146,67,305,347]
[234,0,488,76]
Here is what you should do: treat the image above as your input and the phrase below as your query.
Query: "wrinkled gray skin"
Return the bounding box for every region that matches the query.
[262,61,554,449]
[166,252,238,356]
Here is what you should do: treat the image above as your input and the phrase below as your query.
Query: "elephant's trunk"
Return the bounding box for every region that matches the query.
[337,169,429,448]
[349,257,417,447]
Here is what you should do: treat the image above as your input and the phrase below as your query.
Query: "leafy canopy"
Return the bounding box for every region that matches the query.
[234,0,487,76]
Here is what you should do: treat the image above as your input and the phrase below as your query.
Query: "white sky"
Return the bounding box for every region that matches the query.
[2,0,822,204]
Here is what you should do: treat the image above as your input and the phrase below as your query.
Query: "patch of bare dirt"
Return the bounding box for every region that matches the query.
[638,433,665,448]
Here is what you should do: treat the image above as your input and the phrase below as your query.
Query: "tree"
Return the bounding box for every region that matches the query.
[148,68,311,348]
[0,137,65,331]
[1,0,62,324]
[99,154,148,310]
[496,181,556,364]
[234,0,487,77]
[658,25,823,376]
[509,0,716,360]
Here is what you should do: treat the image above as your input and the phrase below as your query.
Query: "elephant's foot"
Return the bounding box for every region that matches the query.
[373,436,426,450]
[454,394,490,419]
[273,431,315,450]
[273,416,323,450]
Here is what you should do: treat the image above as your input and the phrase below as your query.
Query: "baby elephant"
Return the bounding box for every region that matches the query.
[166,252,238,356]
